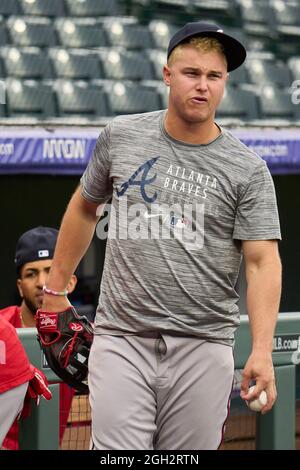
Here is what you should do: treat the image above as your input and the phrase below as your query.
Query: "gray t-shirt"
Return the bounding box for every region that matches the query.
[81,110,281,345]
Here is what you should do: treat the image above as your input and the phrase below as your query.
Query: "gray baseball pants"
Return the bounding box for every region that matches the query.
[88,333,234,450]
[0,382,28,447]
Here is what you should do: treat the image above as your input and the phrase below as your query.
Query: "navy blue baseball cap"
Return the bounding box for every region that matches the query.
[15,226,58,268]
[167,22,247,72]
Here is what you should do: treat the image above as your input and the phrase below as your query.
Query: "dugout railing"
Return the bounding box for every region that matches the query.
[16,312,300,450]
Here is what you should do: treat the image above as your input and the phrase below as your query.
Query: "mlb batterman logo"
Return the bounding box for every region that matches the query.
[38,250,49,258]
[69,322,84,332]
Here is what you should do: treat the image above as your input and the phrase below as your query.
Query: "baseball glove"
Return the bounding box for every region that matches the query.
[36,307,93,393]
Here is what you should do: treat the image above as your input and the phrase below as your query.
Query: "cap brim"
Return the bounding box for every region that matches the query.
[202,31,246,72]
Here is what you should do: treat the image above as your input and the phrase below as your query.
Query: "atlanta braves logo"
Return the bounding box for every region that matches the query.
[116,157,159,203]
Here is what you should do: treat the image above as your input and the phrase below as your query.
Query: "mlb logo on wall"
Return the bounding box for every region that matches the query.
[38,250,49,258]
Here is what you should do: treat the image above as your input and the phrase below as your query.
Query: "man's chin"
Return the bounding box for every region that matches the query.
[25,299,41,314]
[185,114,209,124]
[181,108,211,124]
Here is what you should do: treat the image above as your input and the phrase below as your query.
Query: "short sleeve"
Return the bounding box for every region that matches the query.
[80,124,113,204]
[233,162,281,240]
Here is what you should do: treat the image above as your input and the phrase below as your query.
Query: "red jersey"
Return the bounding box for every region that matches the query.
[0,317,33,393]
[0,306,74,449]
[0,305,22,328]
[0,316,34,450]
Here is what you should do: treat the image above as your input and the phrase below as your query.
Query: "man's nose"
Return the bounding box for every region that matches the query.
[196,76,208,91]
[36,271,48,287]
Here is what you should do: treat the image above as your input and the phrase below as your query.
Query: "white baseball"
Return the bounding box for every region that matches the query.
[246,385,267,412]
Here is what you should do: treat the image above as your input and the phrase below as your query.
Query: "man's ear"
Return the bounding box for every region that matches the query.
[163,64,171,86]
[17,279,23,298]
[67,274,77,294]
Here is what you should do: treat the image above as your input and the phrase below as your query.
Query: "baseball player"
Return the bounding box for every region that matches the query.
[0,226,77,449]
[39,22,282,450]
[0,317,51,448]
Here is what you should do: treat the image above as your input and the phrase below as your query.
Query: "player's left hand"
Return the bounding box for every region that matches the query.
[27,365,52,402]
[240,350,277,414]
[21,365,52,418]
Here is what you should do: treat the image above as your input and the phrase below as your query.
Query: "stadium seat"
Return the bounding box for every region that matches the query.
[0,57,5,79]
[0,103,6,117]
[148,20,178,50]
[151,3,191,23]
[245,57,291,88]
[270,0,300,57]
[19,0,66,17]
[7,16,58,47]
[256,84,296,120]
[54,80,110,118]
[216,85,259,121]
[55,18,107,48]
[151,0,190,16]
[237,0,277,53]
[271,0,300,34]
[6,78,57,117]
[49,48,102,80]
[288,57,300,81]
[97,48,153,81]
[228,64,248,86]
[0,18,9,46]
[94,80,162,115]
[103,19,154,50]
[238,0,275,33]
[64,0,120,17]
[141,79,169,108]
[146,49,166,80]
[1,47,53,79]
[190,0,239,26]
[0,78,7,115]
[0,0,20,16]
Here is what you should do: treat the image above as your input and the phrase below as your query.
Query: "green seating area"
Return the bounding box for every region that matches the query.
[0,0,299,123]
